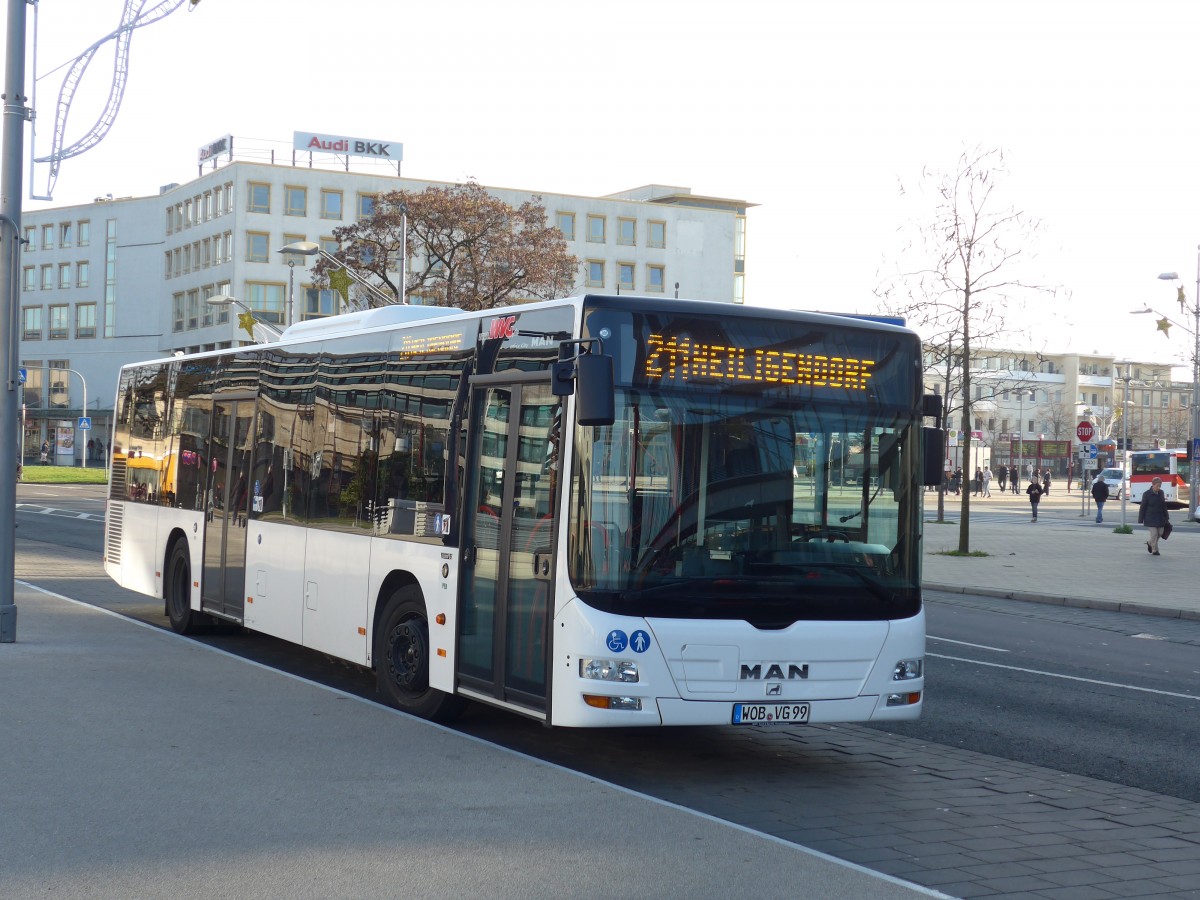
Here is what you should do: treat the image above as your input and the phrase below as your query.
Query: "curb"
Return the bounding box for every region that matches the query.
[923,582,1200,621]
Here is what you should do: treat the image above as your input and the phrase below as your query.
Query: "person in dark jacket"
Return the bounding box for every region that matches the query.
[1137,476,1171,555]
[1090,476,1110,524]
[1026,477,1043,522]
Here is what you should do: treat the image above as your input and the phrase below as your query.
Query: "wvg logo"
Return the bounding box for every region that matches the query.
[740,664,809,680]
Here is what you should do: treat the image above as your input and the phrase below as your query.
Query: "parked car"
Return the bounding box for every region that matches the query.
[1094,467,1125,499]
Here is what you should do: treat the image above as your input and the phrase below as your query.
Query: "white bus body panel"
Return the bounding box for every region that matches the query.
[550,596,924,728]
[243,521,307,646]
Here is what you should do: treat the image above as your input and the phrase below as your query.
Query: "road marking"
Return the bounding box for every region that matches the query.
[927,635,1009,652]
[929,652,1200,701]
[16,503,104,522]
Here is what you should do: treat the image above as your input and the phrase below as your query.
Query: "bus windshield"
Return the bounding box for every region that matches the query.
[568,388,921,626]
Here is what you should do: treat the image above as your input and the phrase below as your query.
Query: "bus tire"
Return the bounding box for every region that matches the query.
[375,587,465,722]
[164,540,207,635]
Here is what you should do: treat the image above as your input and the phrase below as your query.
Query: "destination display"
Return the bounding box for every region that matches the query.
[643,333,875,390]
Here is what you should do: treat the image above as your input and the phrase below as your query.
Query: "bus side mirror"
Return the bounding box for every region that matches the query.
[553,340,615,427]
[574,353,615,426]
[922,394,943,420]
[922,427,944,486]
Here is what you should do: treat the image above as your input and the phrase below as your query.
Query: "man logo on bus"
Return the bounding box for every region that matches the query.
[740,663,810,680]
[488,316,517,341]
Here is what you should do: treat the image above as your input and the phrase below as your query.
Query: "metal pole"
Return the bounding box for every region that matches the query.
[0,0,28,642]
[1121,371,1130,529]
[287,260,295,326]
[1192,246,1199,523]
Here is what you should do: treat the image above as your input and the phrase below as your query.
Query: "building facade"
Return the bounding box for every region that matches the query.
[927,348,1193,478]
[17,139,753,465]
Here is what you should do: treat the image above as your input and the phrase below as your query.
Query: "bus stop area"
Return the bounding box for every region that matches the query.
[0,581,938,900]
[921,488,1200,620]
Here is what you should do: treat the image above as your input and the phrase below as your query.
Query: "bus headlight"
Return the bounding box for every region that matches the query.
[580,658,639,683]
[892,658,922,681]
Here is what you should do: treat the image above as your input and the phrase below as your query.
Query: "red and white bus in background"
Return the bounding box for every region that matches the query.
[1128,449,1192,509]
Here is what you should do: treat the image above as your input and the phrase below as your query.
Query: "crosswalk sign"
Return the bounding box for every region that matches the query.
[78,416,91,431]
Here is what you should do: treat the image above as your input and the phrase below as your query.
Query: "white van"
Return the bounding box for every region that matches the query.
[1094,467,1126,499]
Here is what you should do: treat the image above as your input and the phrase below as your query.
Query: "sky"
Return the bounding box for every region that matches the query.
[13,0,1200,376]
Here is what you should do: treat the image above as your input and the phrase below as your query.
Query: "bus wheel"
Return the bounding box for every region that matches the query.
[165,540,206,635]
[376,587,465,722]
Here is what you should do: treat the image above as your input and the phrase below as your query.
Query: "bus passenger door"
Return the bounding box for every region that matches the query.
[459,381,561,713]
[202,397,255,621]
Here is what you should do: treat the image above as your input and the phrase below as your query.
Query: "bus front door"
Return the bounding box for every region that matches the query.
[460,381,561,714]
[202,397,255,621]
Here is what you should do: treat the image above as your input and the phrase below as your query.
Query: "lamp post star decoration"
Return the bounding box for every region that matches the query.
[237,310,259,340]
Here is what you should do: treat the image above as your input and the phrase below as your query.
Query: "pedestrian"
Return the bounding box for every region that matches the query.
[973,467,983,496]
[1091,475,1109,524]
[1012,469,1020,494]
[1137,476,1171,556]
[950,468,962,495]
[997,464,1008,493]
[982,466,993,497]
[1026,477,1043,522]
[1042,468,1051,496]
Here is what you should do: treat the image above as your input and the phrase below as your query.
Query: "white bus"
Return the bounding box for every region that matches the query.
[1128,448,1192,510]
[104,295,942,727]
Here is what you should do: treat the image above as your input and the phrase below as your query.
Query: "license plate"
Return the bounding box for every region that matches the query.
[732,702,810,725]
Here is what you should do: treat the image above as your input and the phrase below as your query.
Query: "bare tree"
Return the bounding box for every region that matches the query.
[876,146,1055,551]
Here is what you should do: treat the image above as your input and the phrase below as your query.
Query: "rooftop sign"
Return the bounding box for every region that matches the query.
[293,131,403,162]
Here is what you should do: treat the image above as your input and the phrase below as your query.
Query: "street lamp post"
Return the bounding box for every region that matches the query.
[278,239,401,313]
[1152,257,1200,523]
[205,294,285,343]
[1114,365,1135,529]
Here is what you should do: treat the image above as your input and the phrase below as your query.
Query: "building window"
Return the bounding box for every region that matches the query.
[173,293,185,332]
[735,215,746,261]
[48,305,69,340]
[734,272,745,304]
[22,361,42,408]
[187,290,200,330]
[48,362,70,408]
[247,231,270,263]
[215,280,231,323]
[59,222,73,248]
[245,282,287,324]
[41,225,53,250]
[58,263,71,289]
[618,262,634,291]
[586,260,604,288]
[556,212,575,241]
[200,284,214,327]
[248,182,271,213]
[617,218,636,246]
[285,185,307,217]
[647,265,665,292]
[586,215,605,243]
[321,189,343,219]
[648,220,666,249]
[357,193,376,219]
[22,267,35,292]
[303,286,339,319]
[23,226,34,250]
[75,303,96,339]
[41,265,54,290]
[320,236,339,257]
[21,307,42,341]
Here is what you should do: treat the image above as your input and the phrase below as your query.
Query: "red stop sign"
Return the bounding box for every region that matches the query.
[1076,421,1095,442]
